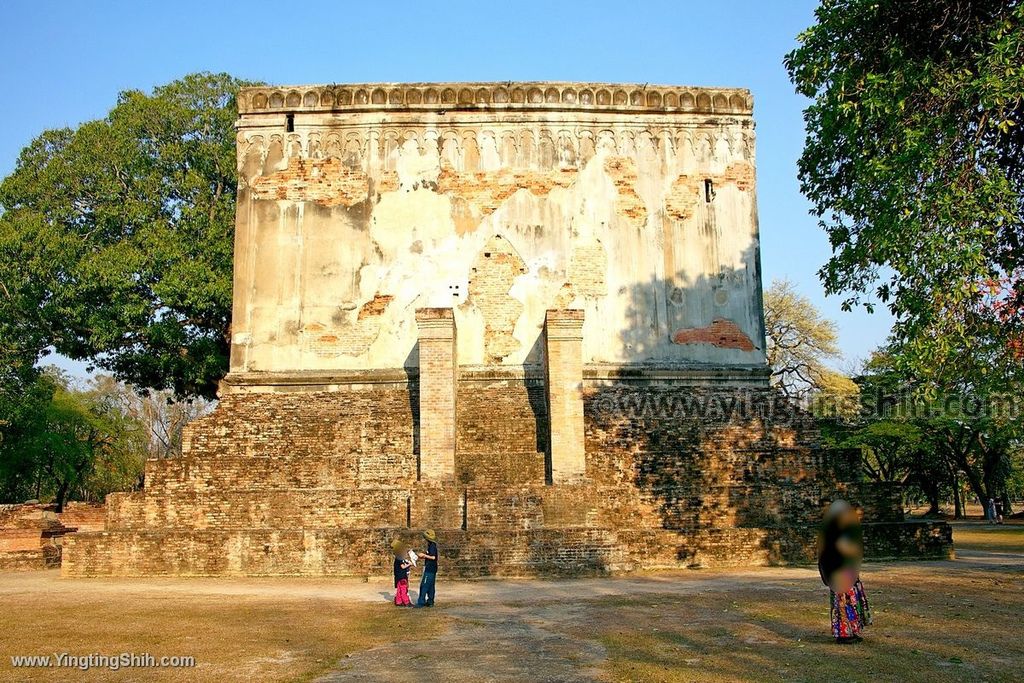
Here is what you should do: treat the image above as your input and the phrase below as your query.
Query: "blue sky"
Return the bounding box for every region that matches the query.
[0,0,892,376]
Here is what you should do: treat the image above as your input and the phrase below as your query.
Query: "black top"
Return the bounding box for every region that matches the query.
[393,557,410,586]
[818,516,863,587]
[424,541,438,573]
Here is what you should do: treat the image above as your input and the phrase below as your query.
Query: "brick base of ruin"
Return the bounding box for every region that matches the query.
[0,503,81,571]
[62,373,952,577]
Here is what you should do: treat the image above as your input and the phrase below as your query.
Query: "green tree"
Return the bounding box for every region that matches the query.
[826,352,953,515]
[785,1,1024,390]
[0,72,253,399]
[0,369,53,503]
[828,349,1022,518]
[0,233,51,448]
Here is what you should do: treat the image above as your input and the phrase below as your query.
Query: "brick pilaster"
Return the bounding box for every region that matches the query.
[416,308,457,480]
[544,309,585,483]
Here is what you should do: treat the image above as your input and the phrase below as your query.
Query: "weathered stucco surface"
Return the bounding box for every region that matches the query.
[229,82,766,378]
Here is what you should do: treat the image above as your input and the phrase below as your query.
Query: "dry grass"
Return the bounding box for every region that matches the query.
[586,566,1023,682]
[2,548,1022,682]
[952,522,1024,554]
[0,591,445,682]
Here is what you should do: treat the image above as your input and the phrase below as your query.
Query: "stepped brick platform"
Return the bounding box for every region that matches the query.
[58,502,107,533]
[63,382,952,577]
[62,82,951,576]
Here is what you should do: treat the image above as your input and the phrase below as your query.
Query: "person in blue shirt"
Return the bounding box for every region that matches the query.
[416,529,439,607]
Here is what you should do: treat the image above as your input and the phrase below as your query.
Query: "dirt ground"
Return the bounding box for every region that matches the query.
[0,521,1021,682]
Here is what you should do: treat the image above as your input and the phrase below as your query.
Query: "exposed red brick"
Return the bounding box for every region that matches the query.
[672,319,756,351]
[603,157,647,227]
[666,174,700,221]
[462,236,526,363]
[437,164,579,225]
[252,158,372,207]
[722,161,755,191]
[357,294,394,320]
[568,242,608,298]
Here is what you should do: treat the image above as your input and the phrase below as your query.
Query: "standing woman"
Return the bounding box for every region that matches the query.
[818,500,872,644]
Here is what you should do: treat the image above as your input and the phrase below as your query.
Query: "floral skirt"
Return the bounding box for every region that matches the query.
[830,579,872,639]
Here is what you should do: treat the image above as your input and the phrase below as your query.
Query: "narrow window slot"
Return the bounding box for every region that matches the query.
[704,178,715,203]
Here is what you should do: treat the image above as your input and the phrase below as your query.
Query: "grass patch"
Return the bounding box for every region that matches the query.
[2,554,1022,682]
[580,567,1023,683]
[0,591,446,682]
[953,523,1024,553]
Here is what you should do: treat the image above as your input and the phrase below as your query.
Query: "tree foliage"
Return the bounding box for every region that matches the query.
[88,375,214,460]
[0,370,148,511]
[0,73,254,399]
[825,349,1022,517]
[764,278,859,408]
[786,0,1024,389]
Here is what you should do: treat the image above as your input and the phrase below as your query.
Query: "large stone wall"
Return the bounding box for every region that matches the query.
[228,82,766,377]
[63,380,951,577]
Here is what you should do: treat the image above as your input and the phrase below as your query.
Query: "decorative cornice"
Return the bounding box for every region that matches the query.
[237,82,752,117]
[219,363,771,393]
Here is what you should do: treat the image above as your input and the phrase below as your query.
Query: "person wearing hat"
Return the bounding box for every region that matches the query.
[416,529,439,607]
[391,539,413,607]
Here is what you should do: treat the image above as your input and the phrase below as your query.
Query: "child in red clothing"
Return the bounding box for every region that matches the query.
[392,541,413,606]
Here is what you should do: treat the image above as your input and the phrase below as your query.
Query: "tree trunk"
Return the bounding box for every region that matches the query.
[926,486,940,516]
[53,479,69,513]
[916,471,941,515]
[953,471,963,519]
[955,453,989,515]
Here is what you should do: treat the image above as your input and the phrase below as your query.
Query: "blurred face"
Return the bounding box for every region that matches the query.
[837,505,860,530]
[822,500,864,591]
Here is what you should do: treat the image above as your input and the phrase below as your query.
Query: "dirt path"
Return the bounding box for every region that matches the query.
[1,550,1017,605]
[317,602,607,683]
[311,549,1024,682]
[0,566,817,603]
[2,546,1022,682]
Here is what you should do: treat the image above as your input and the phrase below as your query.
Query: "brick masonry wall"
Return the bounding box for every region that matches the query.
[546,310,586,483]
[58,502,106,532]
[63,381,952,576]
[416,308,457,480]
[456,378,548,454]
[182,388,417,459]
[0,503,70,570]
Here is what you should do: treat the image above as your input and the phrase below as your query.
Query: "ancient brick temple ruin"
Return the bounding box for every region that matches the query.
[63,82,951,576]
